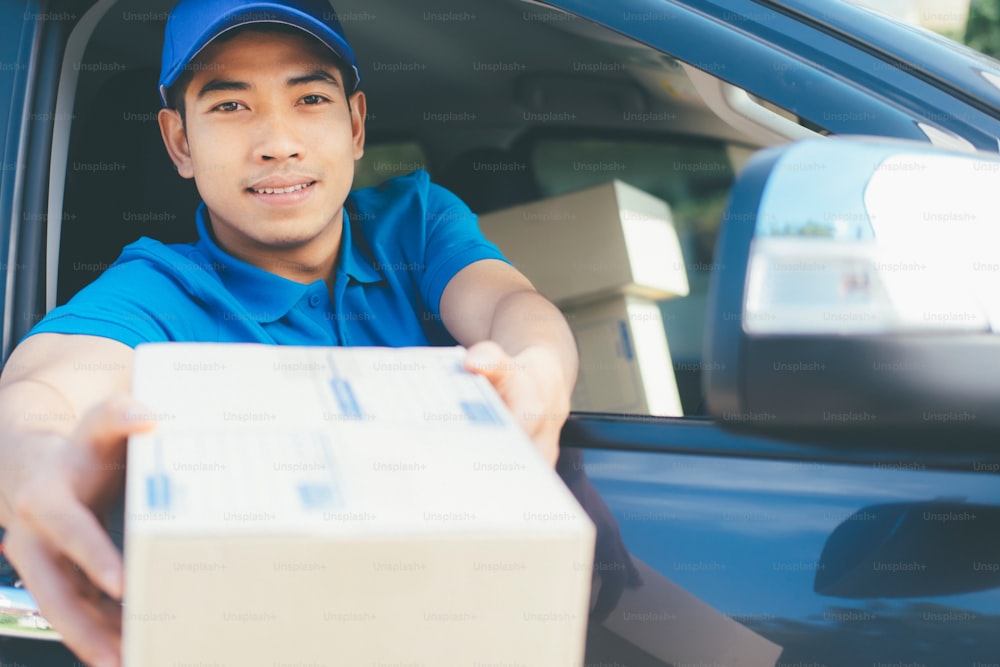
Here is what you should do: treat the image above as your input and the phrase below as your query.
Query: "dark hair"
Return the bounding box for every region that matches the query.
[166,23,356,121]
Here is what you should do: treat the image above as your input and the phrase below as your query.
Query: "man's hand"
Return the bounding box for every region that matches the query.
[441,260,578,466]
[2,396,154,667]
[464,341,569,466]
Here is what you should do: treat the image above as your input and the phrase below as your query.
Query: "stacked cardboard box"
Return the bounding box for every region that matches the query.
[480,180,689,416]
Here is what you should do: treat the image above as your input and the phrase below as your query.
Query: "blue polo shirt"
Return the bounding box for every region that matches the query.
[29,170,508,347]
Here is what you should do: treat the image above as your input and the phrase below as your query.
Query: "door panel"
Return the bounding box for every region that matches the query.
[578,445,1000,665]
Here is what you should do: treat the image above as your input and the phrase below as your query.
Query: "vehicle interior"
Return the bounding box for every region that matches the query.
[52,0,823,417]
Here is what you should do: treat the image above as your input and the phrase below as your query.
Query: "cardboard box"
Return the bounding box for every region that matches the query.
[479,180,689,307]
[567,295,684,416]
[123,344,595,667]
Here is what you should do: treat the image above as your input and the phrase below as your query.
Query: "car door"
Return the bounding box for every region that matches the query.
[0,2,99,664]
[0,0,38,362]
[531,0,1000,664]
[0,0,82,363]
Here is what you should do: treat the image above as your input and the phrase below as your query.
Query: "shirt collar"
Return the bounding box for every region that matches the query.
[341,199,383,285]
[193,202,383,323]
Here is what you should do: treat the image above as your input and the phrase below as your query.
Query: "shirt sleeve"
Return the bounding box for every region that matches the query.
[25,257,182,348]
[419,183,511,320]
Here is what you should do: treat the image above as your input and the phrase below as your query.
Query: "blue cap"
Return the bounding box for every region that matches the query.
[159,0,360,107]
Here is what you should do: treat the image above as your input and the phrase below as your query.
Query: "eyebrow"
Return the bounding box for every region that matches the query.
[288,69,342,88]
[196,69,342,99]
[196,79,250,99]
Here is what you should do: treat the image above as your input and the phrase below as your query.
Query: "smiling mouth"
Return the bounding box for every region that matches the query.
[247,181,317,195]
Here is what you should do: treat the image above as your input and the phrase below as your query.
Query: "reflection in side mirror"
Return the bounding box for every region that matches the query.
[745,147,1000,336]
[815,501,1000,598]
[703,137,1000,447]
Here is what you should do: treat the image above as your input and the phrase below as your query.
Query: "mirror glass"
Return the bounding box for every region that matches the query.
[743,140,1000,335]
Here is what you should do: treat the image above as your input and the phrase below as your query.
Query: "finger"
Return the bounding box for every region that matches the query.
[75,395,157,457]
[536,433,560,467]
[19,481,124,600]
[5,531,121,667]
[70,397,155,520]
[463,341,512,384]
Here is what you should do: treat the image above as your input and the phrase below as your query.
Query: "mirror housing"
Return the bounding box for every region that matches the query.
[815,501,1000,598]
[704,137,1000,446]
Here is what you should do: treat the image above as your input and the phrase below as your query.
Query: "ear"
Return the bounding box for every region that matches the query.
[158,108,194,179]
[349,90,367,161]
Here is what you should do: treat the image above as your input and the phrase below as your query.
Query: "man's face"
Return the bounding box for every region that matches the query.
[158,28,365,266]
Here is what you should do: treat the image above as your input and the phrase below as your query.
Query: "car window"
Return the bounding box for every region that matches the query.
[353,141,429,190]
[50,0,841,422]
[529,137,739,416]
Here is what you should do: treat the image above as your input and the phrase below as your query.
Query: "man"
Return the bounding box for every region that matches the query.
[0,1,578,665]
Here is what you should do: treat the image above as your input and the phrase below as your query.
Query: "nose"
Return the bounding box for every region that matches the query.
[255,108,304,162]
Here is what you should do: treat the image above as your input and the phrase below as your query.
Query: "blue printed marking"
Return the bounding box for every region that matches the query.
[145,474,170,510]
[618,320,634,361]
[298,483,339,510]
[460,400,501,425]
[330,378,362,419]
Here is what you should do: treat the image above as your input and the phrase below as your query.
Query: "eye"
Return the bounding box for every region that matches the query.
[213,101,246,112]
[300,94,331,105]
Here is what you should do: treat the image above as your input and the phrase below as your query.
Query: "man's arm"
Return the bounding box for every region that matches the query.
[0,334,149,667]
[439,259,578,466]
[0,334,133,515]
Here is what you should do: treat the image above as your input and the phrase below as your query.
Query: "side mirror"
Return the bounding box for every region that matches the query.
[703,137,1000,447]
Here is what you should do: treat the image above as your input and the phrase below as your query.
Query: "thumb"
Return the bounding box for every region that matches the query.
[463,341,511,384]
